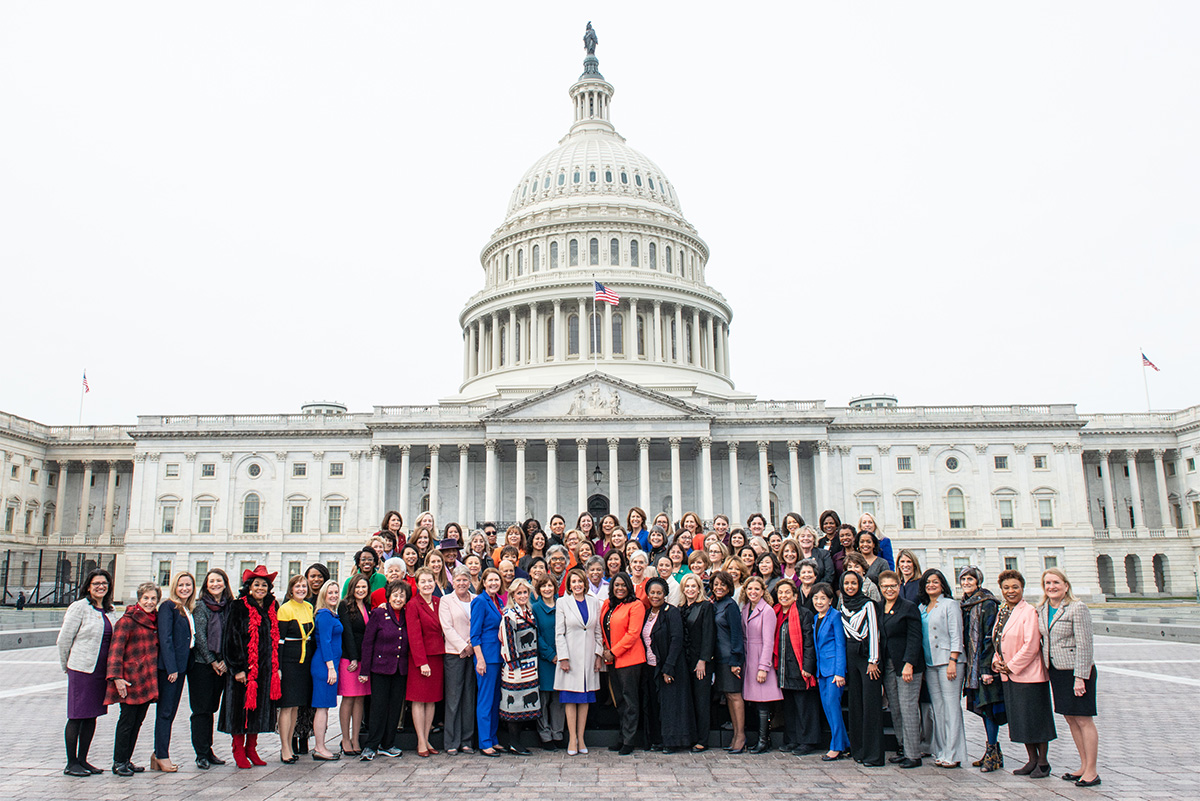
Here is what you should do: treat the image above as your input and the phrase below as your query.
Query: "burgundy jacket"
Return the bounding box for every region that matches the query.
[406,594,445,671]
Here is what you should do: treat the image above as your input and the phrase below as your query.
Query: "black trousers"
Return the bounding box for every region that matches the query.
[609,664,643,746]
[640,667,661,746]
[686,669,711,745]
[113,702,150,765]
[845,649,884,764]
[188,661,223,757]
[364,671,406,752]
[781,687,822,747]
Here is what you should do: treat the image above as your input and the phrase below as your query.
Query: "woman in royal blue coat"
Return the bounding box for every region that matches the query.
[471,568,506,756]
[310,581,343,760]
[812,582,850,760]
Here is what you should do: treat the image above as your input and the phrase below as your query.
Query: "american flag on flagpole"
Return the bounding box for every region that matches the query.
[594,281,620,305]
[82,371,90,393]
[1142,353,1160,372]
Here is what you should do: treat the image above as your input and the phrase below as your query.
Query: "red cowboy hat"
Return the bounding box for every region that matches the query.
[242,565,278,584]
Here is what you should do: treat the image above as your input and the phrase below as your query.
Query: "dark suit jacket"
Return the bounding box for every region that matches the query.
[681,600,716,668]
[880,598,925,674]
[338,600,369,662]
[157,600,193,675]
[648,604,686,680]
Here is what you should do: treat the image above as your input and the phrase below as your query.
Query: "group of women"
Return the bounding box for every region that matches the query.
[55,507,1101,787]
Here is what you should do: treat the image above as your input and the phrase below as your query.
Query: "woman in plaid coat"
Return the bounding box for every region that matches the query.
[104,582,161,777]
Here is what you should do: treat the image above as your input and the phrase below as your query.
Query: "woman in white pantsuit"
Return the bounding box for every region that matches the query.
[918,569,967,768]
[554,569,604,755]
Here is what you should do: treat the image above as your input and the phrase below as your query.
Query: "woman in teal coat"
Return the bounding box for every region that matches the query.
[532,577,564,748]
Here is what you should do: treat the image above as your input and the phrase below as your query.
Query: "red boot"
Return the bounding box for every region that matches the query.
[231,735,253,769]
[244,733,267,767]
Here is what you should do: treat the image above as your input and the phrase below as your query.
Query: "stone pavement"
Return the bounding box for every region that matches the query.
[2,634,1196,801]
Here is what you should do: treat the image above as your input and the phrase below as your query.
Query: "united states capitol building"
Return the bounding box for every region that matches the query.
[2,38,1197,603]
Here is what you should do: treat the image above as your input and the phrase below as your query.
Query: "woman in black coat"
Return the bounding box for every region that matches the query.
[218,567,281,769]
[773,580,821,755]
[679,573,716,751]
[878,570,926,768]
[643,577,695,753]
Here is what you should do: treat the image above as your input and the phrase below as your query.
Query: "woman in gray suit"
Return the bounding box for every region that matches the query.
[1038,568,1100,788]
[554,568,604,755]
[918,568,967,768]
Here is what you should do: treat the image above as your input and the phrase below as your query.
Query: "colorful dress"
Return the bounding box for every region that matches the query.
[499,605,541,721]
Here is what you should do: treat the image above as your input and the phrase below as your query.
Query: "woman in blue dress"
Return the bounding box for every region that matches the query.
[310,580,343,761]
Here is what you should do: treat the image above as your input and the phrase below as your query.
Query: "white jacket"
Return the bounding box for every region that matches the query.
[57,598,116,673]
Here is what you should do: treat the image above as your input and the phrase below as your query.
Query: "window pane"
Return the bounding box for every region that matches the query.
[649,242,656,269]
[901,501,916,530]
[162,506,175,534]
[546,318,555,358]
[290,505,304,534]
[610,238,619,265]
[568,315,579,355]
[637,315,646,356]
[328,506,342,534]
[198,505,212,533]
[666,245,672,273]
[244,494,260,533]
[532,244,540,272]
[630,240,639,267]
[570,239,579,266]
[612,313,624,355]
[589,238,599,266]
[1039,499,1053,527]
[550,241,558,269]
[948,488,966,528]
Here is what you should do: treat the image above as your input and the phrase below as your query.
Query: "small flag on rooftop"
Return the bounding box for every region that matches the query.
[1142,353,1159,372]
[82,371,90,393]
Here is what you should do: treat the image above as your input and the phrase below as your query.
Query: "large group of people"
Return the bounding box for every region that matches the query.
[55,507,1101,787]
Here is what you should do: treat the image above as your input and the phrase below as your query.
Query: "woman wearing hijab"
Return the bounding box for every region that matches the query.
[219,566,281,769]
[189,569,233,770]
[838,571,883,766]
[958,566,1006,772]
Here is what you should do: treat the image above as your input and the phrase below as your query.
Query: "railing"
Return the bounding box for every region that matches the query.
[46,425,134,442]
[137,413,373,429]
[1096,527,1190,540]
[1083,405,1200,430]
[1148,528,1166,539]
[840,403,1075,418]
[1118,528,1138,539]
[706,400,826,413]
[1094,529,1110,539]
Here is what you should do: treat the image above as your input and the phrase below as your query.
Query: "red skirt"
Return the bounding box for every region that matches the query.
[405,654,444,702]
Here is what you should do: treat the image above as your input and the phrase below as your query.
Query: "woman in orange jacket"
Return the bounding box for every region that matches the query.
[600,572,645,755]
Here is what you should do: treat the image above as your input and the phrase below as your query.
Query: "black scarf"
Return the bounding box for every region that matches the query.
[202,592,228,654]
[839,573,870,614]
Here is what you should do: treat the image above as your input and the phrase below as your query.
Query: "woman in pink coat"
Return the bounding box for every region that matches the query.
[740,577,782,753]
[992,570,1056,779]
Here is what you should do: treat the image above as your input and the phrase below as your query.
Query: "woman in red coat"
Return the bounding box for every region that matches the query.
[105,582,161,777]
[406,567,446,757]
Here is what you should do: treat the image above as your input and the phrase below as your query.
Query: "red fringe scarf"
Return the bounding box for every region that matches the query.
[243,597,281,710]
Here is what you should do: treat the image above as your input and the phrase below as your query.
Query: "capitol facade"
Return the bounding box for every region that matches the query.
[1,43,1197,603]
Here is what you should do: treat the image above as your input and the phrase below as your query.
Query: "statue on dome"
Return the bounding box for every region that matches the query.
[584,22,598,56]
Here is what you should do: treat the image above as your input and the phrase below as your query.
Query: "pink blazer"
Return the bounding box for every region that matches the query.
[994,600,1047,684]
[438,593,473,655]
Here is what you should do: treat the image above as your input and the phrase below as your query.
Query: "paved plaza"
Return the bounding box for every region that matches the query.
[1,633,1197,801]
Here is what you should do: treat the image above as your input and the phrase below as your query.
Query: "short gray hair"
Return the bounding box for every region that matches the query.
[383,557,405,575]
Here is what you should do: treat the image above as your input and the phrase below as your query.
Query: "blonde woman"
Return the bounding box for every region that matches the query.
[680,573,716,751]
[153,571,196,772]
[498,578,539,754]
[310,580,342,760]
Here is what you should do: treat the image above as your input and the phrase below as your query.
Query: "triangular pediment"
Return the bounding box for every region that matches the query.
[484,372,711,421]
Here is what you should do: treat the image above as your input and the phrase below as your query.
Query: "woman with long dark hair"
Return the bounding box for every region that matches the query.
[189,568,233,769]
[58,569,116,776]
[219,566,281,769]
[919,568,967,769]
[336,573,371,755]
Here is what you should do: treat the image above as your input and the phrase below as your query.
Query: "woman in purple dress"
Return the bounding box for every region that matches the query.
[57,569,117,777]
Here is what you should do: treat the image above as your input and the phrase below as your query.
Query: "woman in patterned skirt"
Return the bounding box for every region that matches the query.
[499,578,541,755]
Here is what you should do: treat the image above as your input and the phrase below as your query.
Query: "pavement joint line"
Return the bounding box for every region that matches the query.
[1098,665,1200,687]
[0,679,66,699]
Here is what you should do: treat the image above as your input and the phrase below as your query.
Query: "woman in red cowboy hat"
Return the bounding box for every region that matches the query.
[218,566,281,768]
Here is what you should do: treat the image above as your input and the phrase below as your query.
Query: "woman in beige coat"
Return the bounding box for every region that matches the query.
[438,566,476,754]
[554,569,604,755]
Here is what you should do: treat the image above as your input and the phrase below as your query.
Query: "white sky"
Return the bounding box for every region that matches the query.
[2,2,1196,424]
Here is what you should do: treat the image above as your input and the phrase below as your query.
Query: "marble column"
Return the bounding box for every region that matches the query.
[52,462,68,538]
[514,439,527,522]
[1126,450,1142,528]
[576,438,588,518]
[428,444,441,523]
[476,320,486,376]
[369,447,382,527]
[507,308,517,367]
[546,439,558,521]
[0,452,7,518]
[462,328,470,381]
[530,302,541,364]
[1097,450,1116,532]
[638,437,651,512]
[690,308,701,366]
[457,445,470,527]
[484,440,498,521]
[714,318,726,374]
[787,441,802,518]
[705,314,715,370]
[1153,449,1172,528]
[699,437,714,521]
[721,324,731,375]
[397,445,411,529]
[553,300,564,362]
[757,442,771,520]
[491,311,501,371]
[816,441,831,515]
[577,298,588,358]
[78,460,93,536]
[669,437,683,525]
[652,301,663,362]
[607,438,620,514]
[102,461,118,540]
[674,305,684,363]
[629,298,640,359]
[727,443,741,525]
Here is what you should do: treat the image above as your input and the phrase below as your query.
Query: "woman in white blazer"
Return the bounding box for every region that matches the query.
[438,566,476,754]
[554,568,604,755]
[57,569,117,777]
[918,569,967,768]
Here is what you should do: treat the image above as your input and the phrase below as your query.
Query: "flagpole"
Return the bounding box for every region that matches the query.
[591,275,598,372]
[1140,346,1151,411]
[78,369,86,425]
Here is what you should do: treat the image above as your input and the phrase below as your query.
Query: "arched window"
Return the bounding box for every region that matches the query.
[648,242,657,269]
[589,169,596,182]
[569,239,579,266]
[557,173,565,186]
[568,315,580,356]
[648,177,655,190]
[543,175,550,189]
[679,249,685,273]
[612,313,624,355]
[665,245,673,273]
[531,244,540,272]
[589,238,599,266]
[948,488,966,529]
[610,238,619,266]
[573,170,581,184]
[635,174,643,187]
[630,240,639,267]
[504,253,510,280]
[546,317,555,358]
[589,312,601,356]
[620,171,628,184]
[637,315,646,357]
[517,249,524,276]
[515,321,521,359]
[605,170,613,183]
[549,241,558,269]
[243,493,260,534]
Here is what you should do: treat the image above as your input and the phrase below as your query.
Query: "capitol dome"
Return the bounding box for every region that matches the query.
[452,30,741,402]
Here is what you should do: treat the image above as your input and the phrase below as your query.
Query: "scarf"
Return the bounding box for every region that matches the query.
[993,602,1015,663]
[839,574,871,614]
[961,588,999,689]
[243,596,280,711]
[202,593,228,655]
[772,603,817,689]
[279,599,315,662]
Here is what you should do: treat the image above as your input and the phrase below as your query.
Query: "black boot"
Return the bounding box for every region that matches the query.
[750,708,771,754]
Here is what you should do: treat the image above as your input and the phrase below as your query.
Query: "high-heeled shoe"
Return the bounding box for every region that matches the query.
[150,754,178,772]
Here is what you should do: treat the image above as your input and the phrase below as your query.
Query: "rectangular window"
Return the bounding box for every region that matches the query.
[165,463,179,478]
[860,501,876,517]
[115,474,120,487]
[1039,498,1054,527]
[90,474,96,487]
[200,463,216,478]
[240,560,257,578]
[999,499,1014,528]
[1188,458,1196,472]
[1096,466,1102,478]
[290,505,304,534]
[630,240,639,267]
[568,315,579,356]
[570,239,579,266]
[48,473,57,488]
[994,455,1009,470]
[327,561,339,584]
[589,238,599,266]
[953,556,970,574]
[896,456,912,472]
[288,561,302,580]
[948,492,966,529]
[29,468,38,483]
[197,505,212,533]
[3,508,13,534]
[1193,501,1200,527]
[550,241,558,269]
[328,505,342,533]
[610,238,619,265]
[1043,555,1058,570]
[1004,556,1018,571]
[1123,465,1129,477]
[9,466,18,480]
[293,463,307,478]
[901,500,916,530]
[158,561,173,586]
[1167,462,1176,477]
[329,462,344,477]
[24,509,33,534]
[857,457,872,472]
[162,506,176,534]
[195,560,208,580]
[1033,455,1047,470]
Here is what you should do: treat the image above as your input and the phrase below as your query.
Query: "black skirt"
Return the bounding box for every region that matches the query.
[1001,679,1057,743]
[1048,665,1097,717]
[280,660,314,708]
[713,662,742,694]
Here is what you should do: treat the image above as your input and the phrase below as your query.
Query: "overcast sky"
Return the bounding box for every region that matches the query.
[2,2,1196,424]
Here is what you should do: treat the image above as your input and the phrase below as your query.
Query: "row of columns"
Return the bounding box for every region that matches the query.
[1094,448,1180,531]
[463,298,731,380]
[0,458,128,541]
